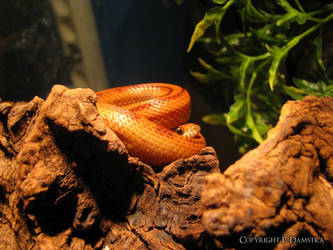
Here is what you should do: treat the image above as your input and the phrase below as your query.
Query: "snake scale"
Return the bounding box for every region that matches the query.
[96,83,206,166]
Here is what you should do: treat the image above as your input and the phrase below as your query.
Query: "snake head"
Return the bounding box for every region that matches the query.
[175,123,201,138]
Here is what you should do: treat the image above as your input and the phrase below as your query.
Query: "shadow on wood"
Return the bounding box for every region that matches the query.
[0,85,219,249]
[0,85,332,249]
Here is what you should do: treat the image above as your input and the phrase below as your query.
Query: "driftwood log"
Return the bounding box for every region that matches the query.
[0,85,332,249]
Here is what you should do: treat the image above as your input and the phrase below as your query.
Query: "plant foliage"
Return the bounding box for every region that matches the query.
[184,0,333,153]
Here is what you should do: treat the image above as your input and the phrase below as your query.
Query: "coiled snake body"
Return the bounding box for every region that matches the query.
[96,83,206,166]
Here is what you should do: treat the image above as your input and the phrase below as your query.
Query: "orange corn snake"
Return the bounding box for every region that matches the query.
[96,83,206,166]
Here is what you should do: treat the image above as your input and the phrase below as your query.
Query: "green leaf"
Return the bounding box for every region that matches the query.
[212,0,228,4]
[276,0,293,11]
[226,94,246,123]
[251,24,287,44]
[276,0,321,25]
[225,121,250,138]
[326,85,333,97]
[313,34,326,72]
[268,46,284,90]
[282,85,305,100]
[245,71,263,143]
[216,56,242,64]
[253,112,271,136]
[190,71,210,83]
[293,78,321,91]
[256,92,284,113]
[290,78,330,97]
[190,58,231,83]
[245,0,271,23]
[275,0,309,26]
[251,29,277,44]
[245,111,263,143]
[317,80,327,92]
[268,21,324,90]
[294,0,305,13]
[187,0,235,52]
[240,57,251,89]
[276,12,297,26]
[184,0,333,154]
[198,58,230,79]
[224,33,242,46]
[187,7,224,52]
[283,78,332,99]
[202,114,226,125]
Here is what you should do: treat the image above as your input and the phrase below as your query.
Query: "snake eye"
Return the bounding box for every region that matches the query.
[176,127,184,135]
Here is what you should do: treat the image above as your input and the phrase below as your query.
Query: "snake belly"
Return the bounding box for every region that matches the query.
[96,83,206,166]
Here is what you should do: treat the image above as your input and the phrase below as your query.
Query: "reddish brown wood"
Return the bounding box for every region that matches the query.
[1,85,332,249]
[0,85,219,249]
[202,95,333,249]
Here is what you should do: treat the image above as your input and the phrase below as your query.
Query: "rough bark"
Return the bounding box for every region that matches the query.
[1,85,333,249]
[202,95,333,249]
[0,85,219,249]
